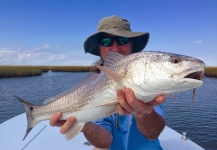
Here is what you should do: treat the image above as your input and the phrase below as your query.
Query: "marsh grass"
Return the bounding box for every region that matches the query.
[205,66,217,78]
[0,66,91,78]
[0,66,42,78]
[1,66,217,78]
[49,66,91,72]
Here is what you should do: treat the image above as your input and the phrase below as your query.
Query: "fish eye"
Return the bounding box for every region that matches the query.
[171,57,181,64]
[30,106,34,111]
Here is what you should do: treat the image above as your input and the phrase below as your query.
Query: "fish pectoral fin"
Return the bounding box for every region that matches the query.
[65,122,84,141]
[95,64,124,89]
[96,100,119,107]
[168,95,177,100]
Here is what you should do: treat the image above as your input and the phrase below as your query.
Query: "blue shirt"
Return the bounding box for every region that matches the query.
[95,105,165,150]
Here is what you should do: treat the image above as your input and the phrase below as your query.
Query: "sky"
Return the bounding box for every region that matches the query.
[0,0,216,66]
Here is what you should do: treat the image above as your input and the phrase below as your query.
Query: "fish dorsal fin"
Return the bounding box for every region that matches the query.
[95,64,124,89]
[43,72,99,104]
[103,51,125,68]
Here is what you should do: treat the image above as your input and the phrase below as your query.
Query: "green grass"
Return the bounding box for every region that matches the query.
[0,66,217,78]
[0,66,43,78]
[205,66,217,78]
[0,66,91,78]
[48,66,91,72]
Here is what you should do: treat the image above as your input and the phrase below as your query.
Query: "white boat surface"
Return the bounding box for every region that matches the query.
[0,113,204,150]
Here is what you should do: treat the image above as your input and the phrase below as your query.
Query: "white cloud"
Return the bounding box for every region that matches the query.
[32,44,51,51]
[0,49,18,62]
[48,54,68,60]
[1,45,216,66]
[0,45,99,66]
[195,40,204,44]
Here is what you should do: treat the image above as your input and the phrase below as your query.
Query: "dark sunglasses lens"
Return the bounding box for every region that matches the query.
[99,38,113,46]
[117,37,130,45]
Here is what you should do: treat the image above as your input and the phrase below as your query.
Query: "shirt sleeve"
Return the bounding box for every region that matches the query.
[154,105,166,119]
[94,115,115,133]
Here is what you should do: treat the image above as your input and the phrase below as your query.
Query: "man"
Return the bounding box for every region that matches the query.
[50,16,165,149]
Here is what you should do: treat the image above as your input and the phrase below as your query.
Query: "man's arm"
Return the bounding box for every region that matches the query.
[116,88,165,140]
[82,122,112,148]
[134,110,165,140]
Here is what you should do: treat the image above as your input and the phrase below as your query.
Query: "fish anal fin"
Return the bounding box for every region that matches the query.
[96,100,118,107]
[95,64,124,89]
[65,122,84,141]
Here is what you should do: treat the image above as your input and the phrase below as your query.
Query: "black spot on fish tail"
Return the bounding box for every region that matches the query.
[30,106,34,111]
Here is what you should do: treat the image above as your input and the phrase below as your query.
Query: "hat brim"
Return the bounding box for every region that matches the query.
[84,29,149,56]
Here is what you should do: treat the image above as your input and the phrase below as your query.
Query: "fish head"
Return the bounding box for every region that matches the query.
[168,53,205,89]
[124,52,205,92]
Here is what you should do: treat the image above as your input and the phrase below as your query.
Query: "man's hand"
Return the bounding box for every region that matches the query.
[116,88,165,139]
[49,112,76,134]
[116,88,165,115]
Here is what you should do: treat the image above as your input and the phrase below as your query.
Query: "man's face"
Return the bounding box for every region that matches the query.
[99,34,132,61]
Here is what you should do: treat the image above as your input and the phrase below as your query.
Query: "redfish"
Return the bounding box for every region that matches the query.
[17,51,205,141]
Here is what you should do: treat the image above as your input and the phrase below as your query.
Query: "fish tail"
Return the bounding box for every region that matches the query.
[15,96,38,140]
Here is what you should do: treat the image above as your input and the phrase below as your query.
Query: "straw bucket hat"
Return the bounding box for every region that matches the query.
[84,16,150,56]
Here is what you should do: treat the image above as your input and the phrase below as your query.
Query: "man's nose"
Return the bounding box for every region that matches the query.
[110,41,120,52]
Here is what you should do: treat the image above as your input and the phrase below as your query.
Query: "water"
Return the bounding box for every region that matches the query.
[164,77,217,150]
[0,72,216,150]
[0,72,89,124]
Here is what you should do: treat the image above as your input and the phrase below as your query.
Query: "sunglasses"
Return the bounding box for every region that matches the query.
[98,36,131,47]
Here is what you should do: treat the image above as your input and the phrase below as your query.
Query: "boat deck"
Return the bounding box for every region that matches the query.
[0,113,204,150]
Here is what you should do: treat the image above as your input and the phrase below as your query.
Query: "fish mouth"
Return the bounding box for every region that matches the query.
[184,71,204,80]
[172,68,205,86]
